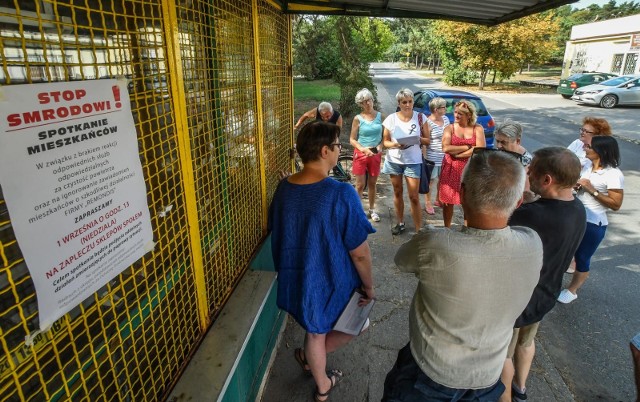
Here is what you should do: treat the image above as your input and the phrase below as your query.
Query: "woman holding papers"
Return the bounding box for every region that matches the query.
[438,99,486,227]
[381,88,430,235]
[269,121,375,402]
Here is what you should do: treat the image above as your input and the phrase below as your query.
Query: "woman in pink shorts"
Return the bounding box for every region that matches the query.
[350,88,384,222]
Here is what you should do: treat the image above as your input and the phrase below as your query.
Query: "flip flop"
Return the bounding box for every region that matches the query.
[294,348,311,376]
[314,369,344,402]
[425,206,435,215]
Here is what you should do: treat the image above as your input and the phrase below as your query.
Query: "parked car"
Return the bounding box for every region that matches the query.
[571,74,640,109]
[413,89,496,147]
[557,72,618,99]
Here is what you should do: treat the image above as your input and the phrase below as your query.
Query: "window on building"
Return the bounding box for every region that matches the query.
[623,53,638,75]
[611,54,624,74]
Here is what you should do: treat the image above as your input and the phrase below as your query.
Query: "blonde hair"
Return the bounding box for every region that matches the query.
[455,100,477,125]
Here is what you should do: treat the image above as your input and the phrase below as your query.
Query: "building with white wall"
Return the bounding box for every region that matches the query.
[561,14,640,78]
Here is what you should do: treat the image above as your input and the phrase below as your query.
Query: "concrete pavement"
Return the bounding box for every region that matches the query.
[259,68,576,401]
[259,183,576,401]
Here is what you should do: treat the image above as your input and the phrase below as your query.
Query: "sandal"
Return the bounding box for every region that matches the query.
[294,348,311,376]
[314,369,343,402]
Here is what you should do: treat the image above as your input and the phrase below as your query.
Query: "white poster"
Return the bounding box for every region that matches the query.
[0,79,154,330]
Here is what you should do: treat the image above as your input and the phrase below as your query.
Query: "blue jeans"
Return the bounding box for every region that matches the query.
[382,343,505,402]
[574,222,607,272]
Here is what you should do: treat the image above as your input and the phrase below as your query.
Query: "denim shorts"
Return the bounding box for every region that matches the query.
[431,165,442,180]
[575,222,607,272]
[382,343,505,402]
[382,160,421,179]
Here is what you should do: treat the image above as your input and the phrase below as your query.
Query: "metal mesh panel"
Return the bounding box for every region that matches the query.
[258,0,293,204]
[0,0,292,400]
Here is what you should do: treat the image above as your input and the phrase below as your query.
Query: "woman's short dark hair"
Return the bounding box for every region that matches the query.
[296,121,340,163]
[591,136,620,168]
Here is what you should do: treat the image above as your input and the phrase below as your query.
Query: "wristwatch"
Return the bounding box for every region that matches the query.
[592,190,599,197]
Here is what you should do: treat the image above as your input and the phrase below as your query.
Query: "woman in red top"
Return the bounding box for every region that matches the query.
[438,100,486,227]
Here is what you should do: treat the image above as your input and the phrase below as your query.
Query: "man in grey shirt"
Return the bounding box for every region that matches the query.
[382,150,543,401]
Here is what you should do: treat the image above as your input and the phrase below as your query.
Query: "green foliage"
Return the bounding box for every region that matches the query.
[433,14,559,89]
[333,16,378,118]
[292,16,340,80]
[547,1,640,63]
[293,79,340,101]
[292,16,392,117]
[384,19,440,70]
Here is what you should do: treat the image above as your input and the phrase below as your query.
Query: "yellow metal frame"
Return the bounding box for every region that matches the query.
[160,0,209,331]
[0,0,293,400]
[252,0,269,232]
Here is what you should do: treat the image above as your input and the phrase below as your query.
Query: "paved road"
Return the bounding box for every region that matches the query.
[370,63,640,402]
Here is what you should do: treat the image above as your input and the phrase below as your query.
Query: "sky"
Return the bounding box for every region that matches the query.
[573,0,618,8]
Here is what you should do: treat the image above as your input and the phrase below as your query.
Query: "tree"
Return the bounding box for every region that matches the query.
[433,14,559,89]
[292,16,393,117]
[292,16,340,80]
[549,1,640,63]
[384,19,440,70]
[334,16,393,117]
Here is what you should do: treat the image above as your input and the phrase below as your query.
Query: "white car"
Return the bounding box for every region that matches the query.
[572,74,640,108]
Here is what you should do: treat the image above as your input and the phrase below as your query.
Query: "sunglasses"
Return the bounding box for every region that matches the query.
[472,147,523,162]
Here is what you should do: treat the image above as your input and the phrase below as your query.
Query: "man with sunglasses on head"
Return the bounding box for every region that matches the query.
[499,147,586,402]
[383,150,542,402]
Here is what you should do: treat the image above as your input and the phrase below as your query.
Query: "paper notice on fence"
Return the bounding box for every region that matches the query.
[333,290,375,336]
[395,135,420,146]
[0,79,153,330]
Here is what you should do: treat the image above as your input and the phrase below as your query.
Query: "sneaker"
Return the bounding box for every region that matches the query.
[512,385,527,402]
[391,223,405,235]
[557,289,577,304]
[369,210,381,222]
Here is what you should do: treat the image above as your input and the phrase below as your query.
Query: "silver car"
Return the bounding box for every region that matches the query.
[572,74,640,109]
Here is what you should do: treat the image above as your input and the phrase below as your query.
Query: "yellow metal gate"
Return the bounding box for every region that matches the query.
[0,0,292,400]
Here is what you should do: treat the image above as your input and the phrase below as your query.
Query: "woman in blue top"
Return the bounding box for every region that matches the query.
[269,121,376,401]
[350,88,384,222]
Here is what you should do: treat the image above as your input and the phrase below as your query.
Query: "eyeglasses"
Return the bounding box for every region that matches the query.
[329,142,342,151]
[580,128,596,135]
[400,100,413,105]
[472,147,523,162]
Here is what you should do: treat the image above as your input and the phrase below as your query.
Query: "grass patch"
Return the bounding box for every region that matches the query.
[294,79,340,101]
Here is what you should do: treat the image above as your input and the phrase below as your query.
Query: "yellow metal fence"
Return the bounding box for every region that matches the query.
[0,0,291,400]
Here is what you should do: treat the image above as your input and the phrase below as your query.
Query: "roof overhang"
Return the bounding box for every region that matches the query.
[278,0,578,26]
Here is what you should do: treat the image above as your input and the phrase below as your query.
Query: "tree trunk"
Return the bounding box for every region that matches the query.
[479,69,488,90]
[492,70,497,84]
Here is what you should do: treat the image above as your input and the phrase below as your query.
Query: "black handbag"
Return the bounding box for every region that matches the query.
[417,113,434,194]
[419,158,435,194]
